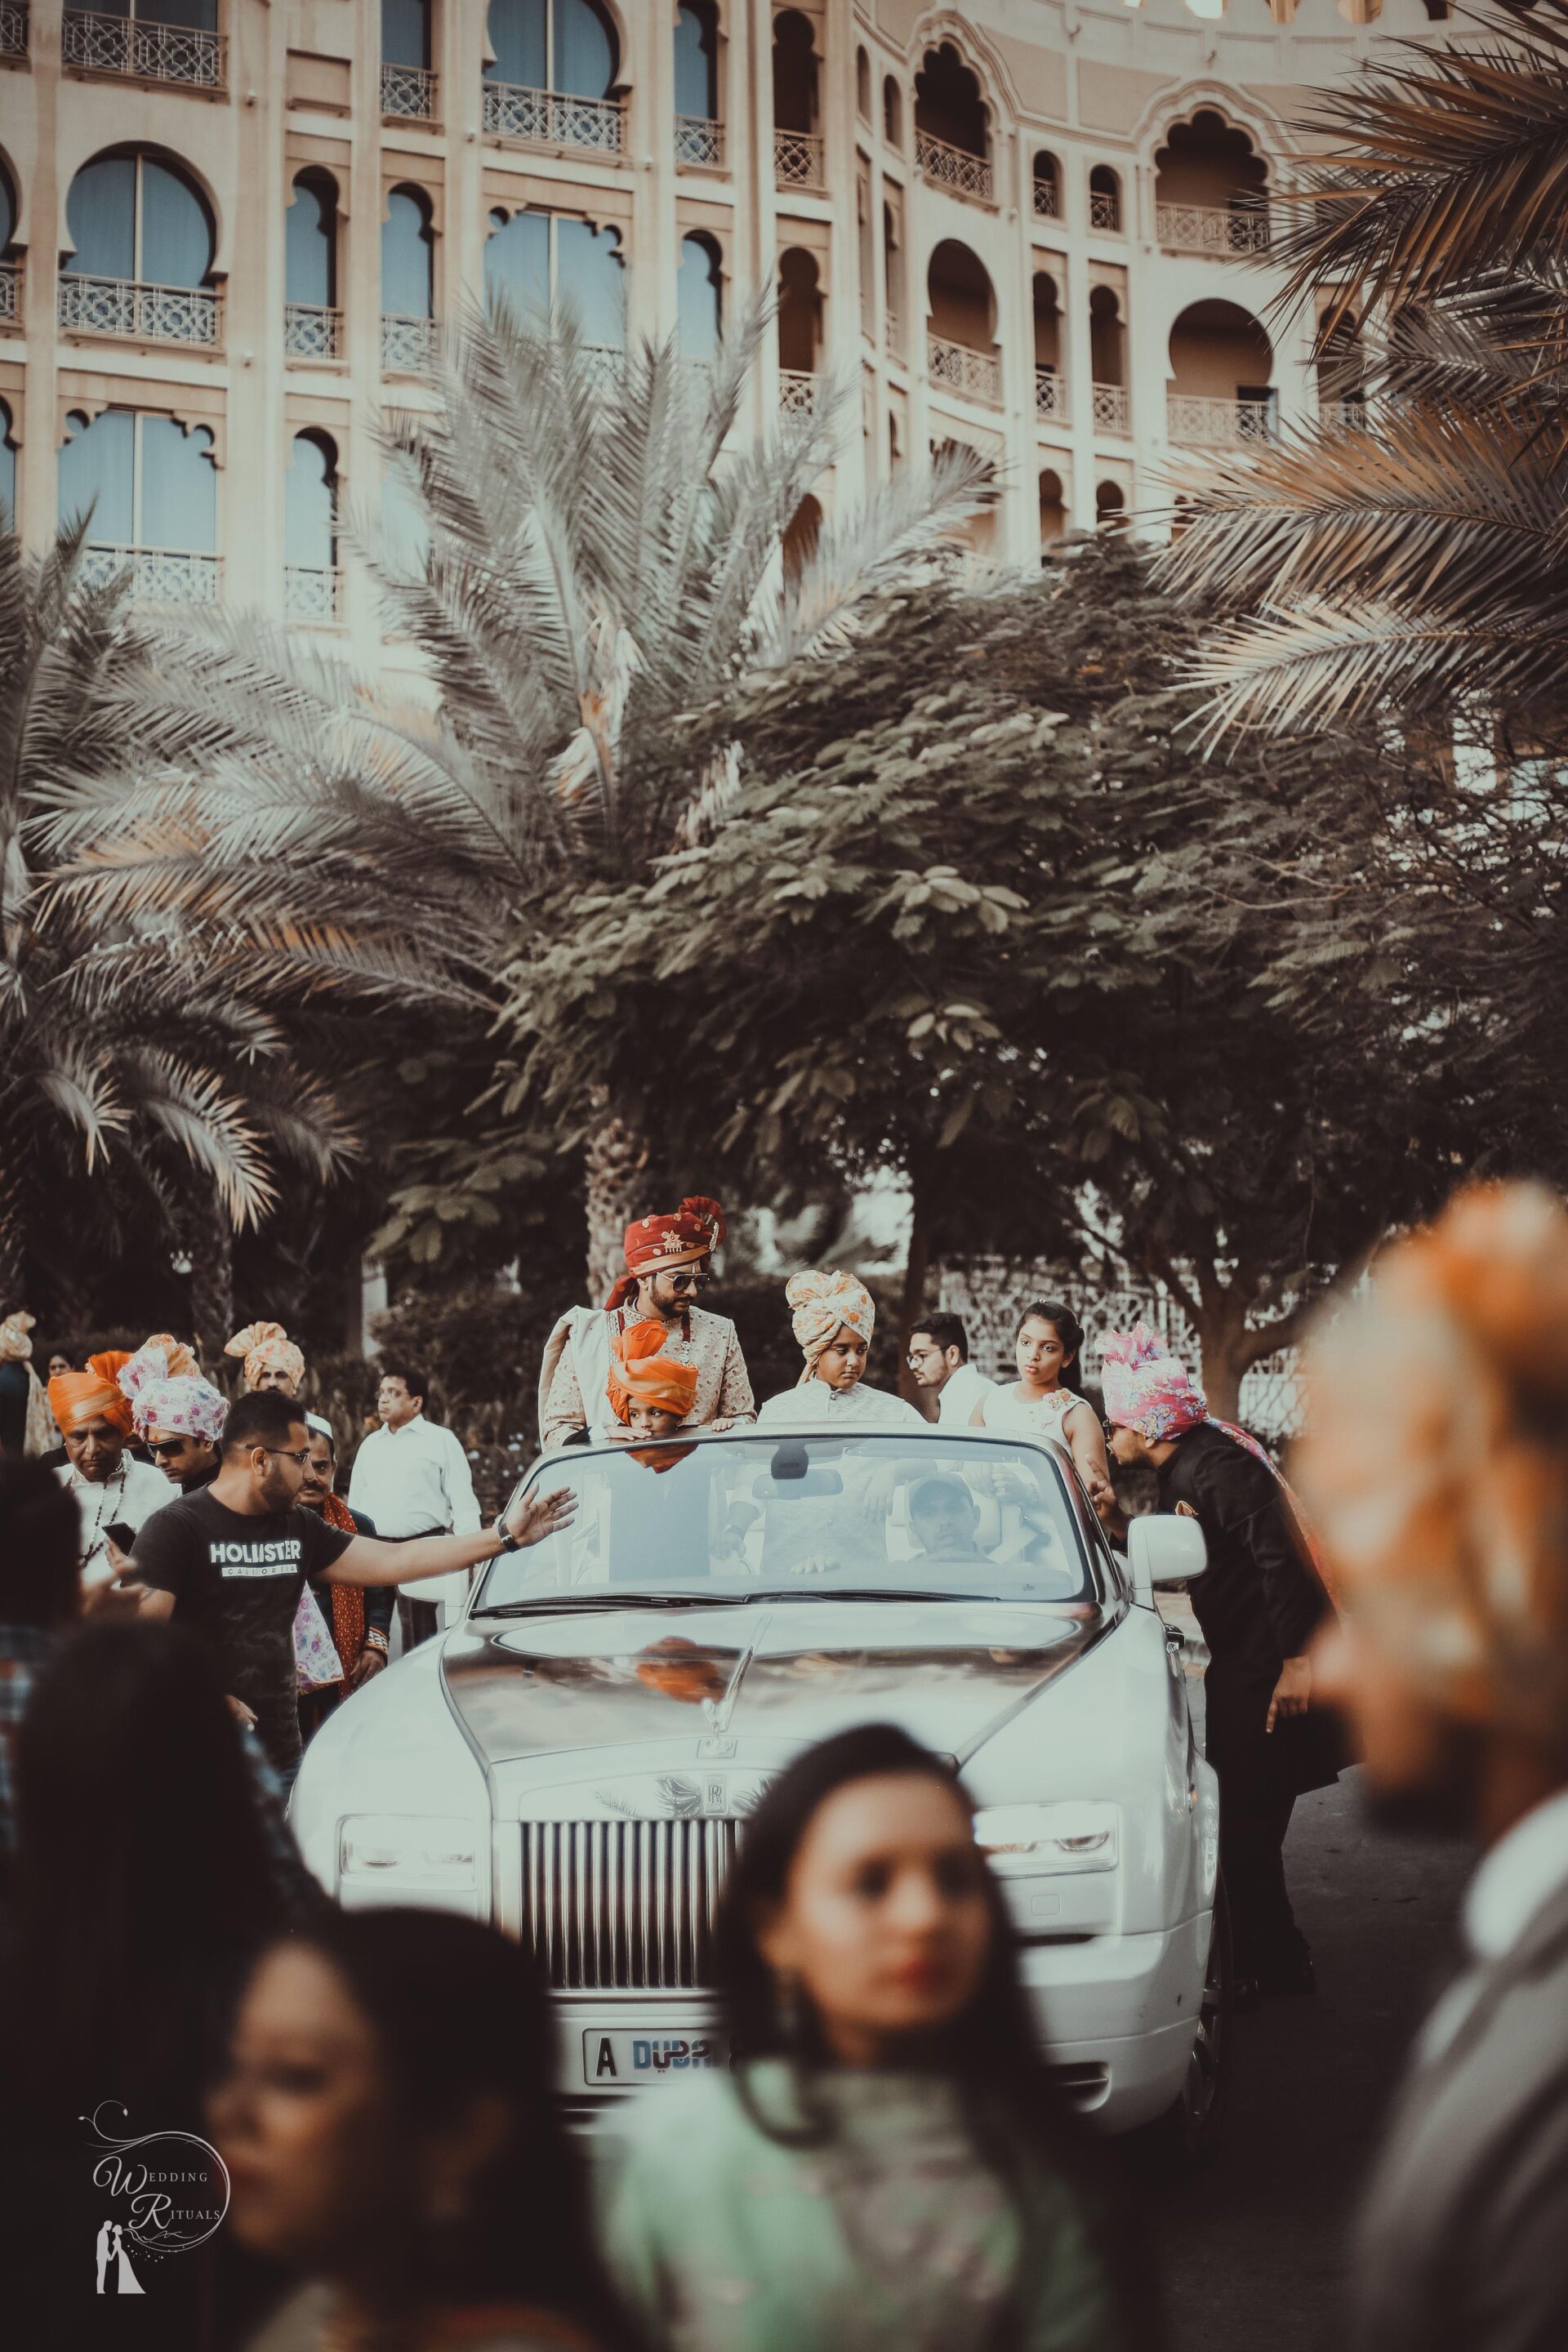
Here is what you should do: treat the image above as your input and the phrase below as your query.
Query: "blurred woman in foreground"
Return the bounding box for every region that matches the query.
[213,1907,630,2352]
[603,1723,1143,2352]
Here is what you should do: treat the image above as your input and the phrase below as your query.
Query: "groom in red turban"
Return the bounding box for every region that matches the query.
[539,1196,755,1450]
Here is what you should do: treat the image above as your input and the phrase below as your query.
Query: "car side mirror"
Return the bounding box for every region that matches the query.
[1128,1515,1207,1606]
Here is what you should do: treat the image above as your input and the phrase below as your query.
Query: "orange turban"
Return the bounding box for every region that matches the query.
[48,1351,136,1437]
[225,1320,305,1390]
[1296,1183,1568,1744]
[608,1321,700,1423]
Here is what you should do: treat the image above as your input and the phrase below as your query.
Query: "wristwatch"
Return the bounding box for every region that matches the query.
[492,1513,522,1554]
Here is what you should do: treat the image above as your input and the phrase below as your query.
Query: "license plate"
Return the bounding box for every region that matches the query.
[581,2028,728,2088]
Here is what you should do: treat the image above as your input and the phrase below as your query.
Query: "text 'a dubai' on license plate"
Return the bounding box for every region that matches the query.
[581,2028,727,2087]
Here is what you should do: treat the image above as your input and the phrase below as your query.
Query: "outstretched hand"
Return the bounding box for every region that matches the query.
[503,1485,578,1548]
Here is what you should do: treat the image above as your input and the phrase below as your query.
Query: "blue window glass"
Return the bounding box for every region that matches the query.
[675,5,717,118]
[136,417,216,550]
[557,218,624,347]
[65,156,136,281]
[554,0,613,98]
[382,189,434,318]
[139,160,212,288]
[484,208,549,324]
[0,401,15,530]
[286,434,336,567]
[678,234,721,356]
[0,171,16,254]
[58,408,135,543]
[145,0,219,28]
[286,176,336,308]
[485,0,546,85]
[65,154,212,287]
[382,0,430,69]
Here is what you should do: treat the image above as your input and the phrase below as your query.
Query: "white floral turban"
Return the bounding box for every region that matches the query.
[0,1309,36,1363]
[119,1337,227,1444]
[786,1268,875,1384]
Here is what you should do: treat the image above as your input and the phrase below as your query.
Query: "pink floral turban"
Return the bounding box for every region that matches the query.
[225,1320,305,1391]
[120,1338,227,1445]
[786,1268,875,1384]
[1100,1322,1209,1441]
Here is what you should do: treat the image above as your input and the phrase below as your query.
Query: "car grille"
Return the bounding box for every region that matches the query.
[522,1818,741,1991]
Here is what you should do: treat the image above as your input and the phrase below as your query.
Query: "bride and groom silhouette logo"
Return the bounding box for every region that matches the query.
[94,2217,145,2296]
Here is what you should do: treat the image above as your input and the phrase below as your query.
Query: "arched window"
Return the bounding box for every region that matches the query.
[65,151,214,289]
[675,2,719,120]
[486,0,618,96]
[772,11,817,133]
[856,45,871,121]
[0,398,16,529]
[1167,299,1275,445]
[287,172,337,310]
[782,492,821,582]
[1095,479,1125,529]
[883,76,902,149]
[1089,165,1121,234]
[382,185,434,318]
[1089,284,1124,388]
[1032,151,1060,221]
[59,408,217,577]
[1033,273,1062,420]
[0,160,16,256]
[926,242,999,404]
[285,430,337,571]
[678,231,722,357]
[1155,112,1268,254]
[485,207,625,347]
[777,246,821,376]
[882,200,903,351]
[1039,468,1066,547]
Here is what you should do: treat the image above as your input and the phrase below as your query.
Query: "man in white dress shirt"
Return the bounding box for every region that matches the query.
[906,1313,996,1428]
[348,1361,481,1649]
[1296,1183,1568,2352]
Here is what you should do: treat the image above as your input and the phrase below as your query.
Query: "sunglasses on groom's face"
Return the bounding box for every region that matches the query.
[662,1269,711,1294]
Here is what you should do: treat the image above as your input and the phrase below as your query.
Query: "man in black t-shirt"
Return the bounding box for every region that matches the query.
[132,1390,575,1771]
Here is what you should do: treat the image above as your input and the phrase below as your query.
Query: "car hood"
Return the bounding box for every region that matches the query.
[441,1599,1110,1766]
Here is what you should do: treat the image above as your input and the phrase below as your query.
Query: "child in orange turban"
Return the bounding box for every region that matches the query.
[608,1321,700,1440]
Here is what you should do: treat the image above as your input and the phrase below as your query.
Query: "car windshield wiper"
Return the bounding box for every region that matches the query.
[470,1592,753,1618]
[740,1587,954,1605]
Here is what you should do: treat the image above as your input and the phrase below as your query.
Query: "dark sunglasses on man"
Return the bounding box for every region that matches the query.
[665,1271,711,1294]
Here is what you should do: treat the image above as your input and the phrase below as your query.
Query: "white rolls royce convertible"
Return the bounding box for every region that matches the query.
[290,1425,1227,2158]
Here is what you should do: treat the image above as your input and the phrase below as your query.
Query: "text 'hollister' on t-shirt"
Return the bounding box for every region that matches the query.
[131,1488,354,1770]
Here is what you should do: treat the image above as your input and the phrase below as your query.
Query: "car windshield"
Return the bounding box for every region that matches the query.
[472,1434,1105,1613]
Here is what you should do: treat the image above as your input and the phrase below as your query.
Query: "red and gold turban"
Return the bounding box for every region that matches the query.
[225,1320,305,1391]
[608,1321,700,1424]
[605,1197,725,1312]
[47,1351,136,1438]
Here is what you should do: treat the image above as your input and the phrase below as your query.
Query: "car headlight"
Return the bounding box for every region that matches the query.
[339,1815,479,1890]
[973,1801,1118,1877]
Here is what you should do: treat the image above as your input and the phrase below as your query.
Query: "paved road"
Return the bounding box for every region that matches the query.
[1150,1773,1470,2351]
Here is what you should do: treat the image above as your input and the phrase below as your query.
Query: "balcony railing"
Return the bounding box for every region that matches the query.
[1032,176,1061,221]
[381,60,437,119]
[285,564,344,623]
[0,2,28,60]
[1092,381,1130,434]
[0,259,20,324]
[1321,398,1370,434]
[927,332,1001,407]
[80,545,220,604]
[916,129,994,206]
[1156,200,1271,258]
[284,302,342,360]
[483,82,626,155]
[59,273,220,347]
[1034,366,1067,423]
[1167,393,1276,446]
[381,312,439,374]
[773,127,825,189]
[62,8,225,89]
[675,114,724,168]
[1089,186,1121,234]
[778,368,818,416]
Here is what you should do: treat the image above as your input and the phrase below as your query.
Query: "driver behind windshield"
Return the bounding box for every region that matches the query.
[907,1476,994,1566]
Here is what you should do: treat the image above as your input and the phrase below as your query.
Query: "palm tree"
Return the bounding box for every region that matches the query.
[51,303,991,1291]
[0,524,354,1324]
[1158,2,1568,740]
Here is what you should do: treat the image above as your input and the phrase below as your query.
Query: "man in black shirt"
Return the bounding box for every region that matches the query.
[132,1390,574,1773]
[1102,1323,1344,2004]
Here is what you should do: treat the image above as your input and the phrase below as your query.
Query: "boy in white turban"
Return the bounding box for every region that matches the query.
[757,1271,925,1429]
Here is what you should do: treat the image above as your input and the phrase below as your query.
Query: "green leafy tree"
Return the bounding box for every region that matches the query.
[501,540,1477,1412]
[50,309,988,1297]
[0,526,354,1327]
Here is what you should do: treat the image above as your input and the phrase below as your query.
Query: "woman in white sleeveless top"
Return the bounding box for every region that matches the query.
[972,1301,1115,1515]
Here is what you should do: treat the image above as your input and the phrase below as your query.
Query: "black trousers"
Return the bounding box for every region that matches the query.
[1219,1780,1306,1980]
[397,1595,440,1651]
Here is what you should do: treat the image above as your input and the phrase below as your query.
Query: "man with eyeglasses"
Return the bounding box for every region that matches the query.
[539,1195,755,1451]
[131,1388,573,1775]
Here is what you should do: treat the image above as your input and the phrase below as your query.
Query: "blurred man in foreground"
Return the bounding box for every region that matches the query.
[1298,1183,1568,2352]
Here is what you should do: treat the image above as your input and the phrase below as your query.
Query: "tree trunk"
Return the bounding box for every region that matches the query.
[189,1200,234,1365]
[583,1099,666,1304]
[0,1150,28,1312]
[898,1165,933,1405]
[1193,1296,1250,1423]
